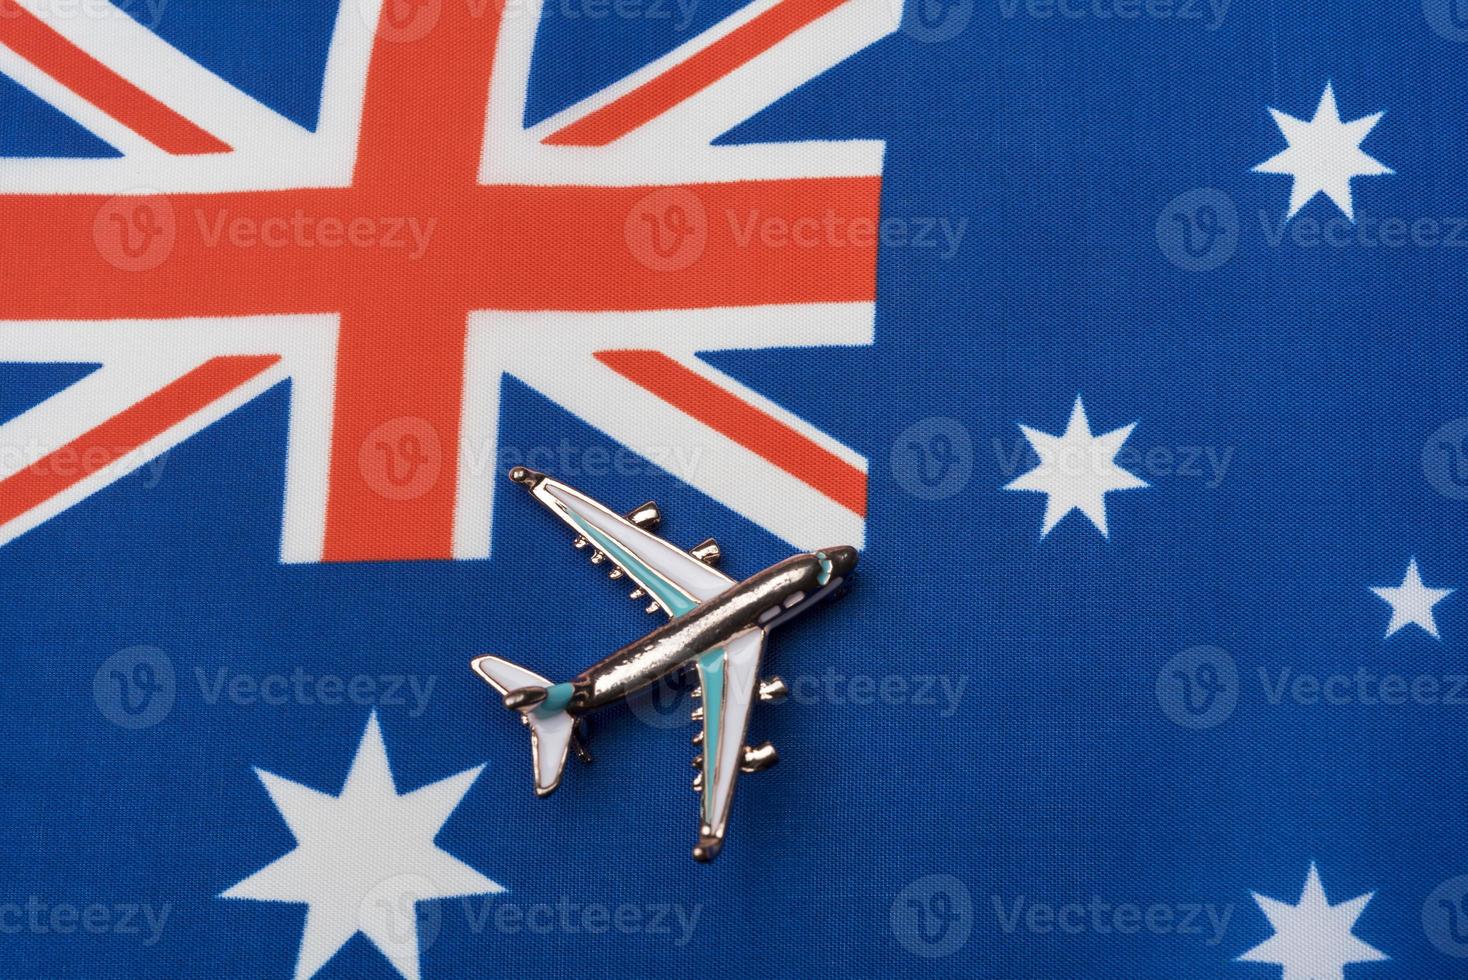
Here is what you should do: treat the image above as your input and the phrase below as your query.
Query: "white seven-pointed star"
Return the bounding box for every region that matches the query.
[221,713,502,980]
[1238,864,1387,980]
[1253,82,1393,222]
[1371,557,1455,639]
[1005,397,1148,538]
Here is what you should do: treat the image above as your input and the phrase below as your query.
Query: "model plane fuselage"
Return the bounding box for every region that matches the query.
[518,548,854,715]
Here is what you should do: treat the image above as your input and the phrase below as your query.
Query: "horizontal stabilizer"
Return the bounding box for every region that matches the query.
[471,655,575,796]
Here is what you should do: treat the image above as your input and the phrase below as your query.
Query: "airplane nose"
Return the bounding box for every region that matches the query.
[823,545,859,579]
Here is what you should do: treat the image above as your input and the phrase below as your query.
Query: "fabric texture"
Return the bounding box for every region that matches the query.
[2,0,1467,977]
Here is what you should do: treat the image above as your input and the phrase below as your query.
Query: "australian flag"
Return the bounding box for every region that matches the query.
[2,0,1467,976]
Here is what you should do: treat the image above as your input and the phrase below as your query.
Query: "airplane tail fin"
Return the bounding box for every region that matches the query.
[471,655,576,797]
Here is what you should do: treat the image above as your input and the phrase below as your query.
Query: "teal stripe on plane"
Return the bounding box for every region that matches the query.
[535,682,574,716]
[697,648,725,816]
[565,515,698,617]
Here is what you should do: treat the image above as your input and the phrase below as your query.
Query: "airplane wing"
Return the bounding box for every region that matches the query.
[692,627,769,861]
[510,468,734,617]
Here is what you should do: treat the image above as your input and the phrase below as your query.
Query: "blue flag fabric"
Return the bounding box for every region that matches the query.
[3,0,1468,977]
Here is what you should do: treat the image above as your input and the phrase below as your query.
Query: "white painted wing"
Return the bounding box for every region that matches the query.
[525,474,734,616]
[694,628,767,854]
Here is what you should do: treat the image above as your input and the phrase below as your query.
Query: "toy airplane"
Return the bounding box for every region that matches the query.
[472,467,858,862]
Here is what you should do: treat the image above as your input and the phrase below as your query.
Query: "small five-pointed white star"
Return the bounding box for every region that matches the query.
[1238,864,1387,980]
[1004,396,1148,538]
[1253,82,1393,222]
[221,713,503,980]
[1371,558,1454,639]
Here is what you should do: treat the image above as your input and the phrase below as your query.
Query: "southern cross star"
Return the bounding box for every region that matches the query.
[1005,396,1148,538]
[1238,863,1387,980]
[1254,82,1393,222]
[221,713,501,980]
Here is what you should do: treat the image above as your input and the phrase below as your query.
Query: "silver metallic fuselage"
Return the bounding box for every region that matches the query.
[561,549,851,713]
